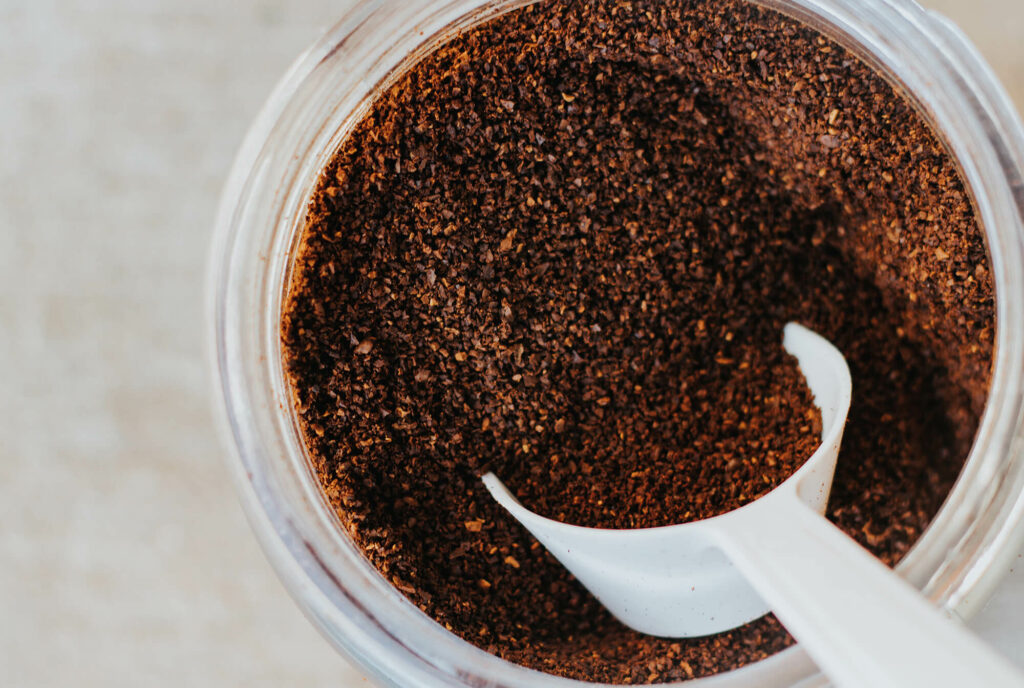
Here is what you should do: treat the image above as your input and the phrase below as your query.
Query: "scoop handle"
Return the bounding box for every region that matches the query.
[715,491,1023,688]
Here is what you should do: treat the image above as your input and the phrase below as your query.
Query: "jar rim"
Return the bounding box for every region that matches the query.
[209,0,1024,685]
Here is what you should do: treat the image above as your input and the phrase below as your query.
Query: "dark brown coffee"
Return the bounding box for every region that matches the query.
[281,0,994,682]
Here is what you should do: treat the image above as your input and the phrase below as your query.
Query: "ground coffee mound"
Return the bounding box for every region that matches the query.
[281,0,994,683]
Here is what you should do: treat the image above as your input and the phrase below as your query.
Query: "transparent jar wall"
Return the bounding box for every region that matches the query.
[209,0,1024,686]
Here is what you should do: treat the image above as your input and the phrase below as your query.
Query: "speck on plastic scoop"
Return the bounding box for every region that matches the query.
[483,323,1024,688]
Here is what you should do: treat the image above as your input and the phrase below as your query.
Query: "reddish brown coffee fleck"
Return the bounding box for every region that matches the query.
[281,0,993,683]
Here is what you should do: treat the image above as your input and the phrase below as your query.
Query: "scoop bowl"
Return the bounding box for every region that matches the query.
[482,322,849,637]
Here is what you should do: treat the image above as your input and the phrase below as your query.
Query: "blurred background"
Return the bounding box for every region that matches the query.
[1,1,1022,685]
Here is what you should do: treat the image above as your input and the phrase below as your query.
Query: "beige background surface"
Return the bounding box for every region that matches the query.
[1,1,1022,686]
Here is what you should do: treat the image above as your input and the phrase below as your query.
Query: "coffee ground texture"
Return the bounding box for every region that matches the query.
[281,0,994,683]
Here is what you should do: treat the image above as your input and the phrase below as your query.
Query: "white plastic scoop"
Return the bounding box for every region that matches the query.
[483,323,1024,688]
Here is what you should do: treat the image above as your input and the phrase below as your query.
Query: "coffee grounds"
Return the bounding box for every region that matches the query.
[281,0,994,683]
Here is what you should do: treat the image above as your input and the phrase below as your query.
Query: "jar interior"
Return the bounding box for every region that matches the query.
[269,0,1001,685]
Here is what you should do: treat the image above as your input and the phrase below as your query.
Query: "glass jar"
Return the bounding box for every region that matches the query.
[208,0,1024,685]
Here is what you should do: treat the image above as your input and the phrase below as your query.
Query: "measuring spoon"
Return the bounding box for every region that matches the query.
[483,323,1023,688]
